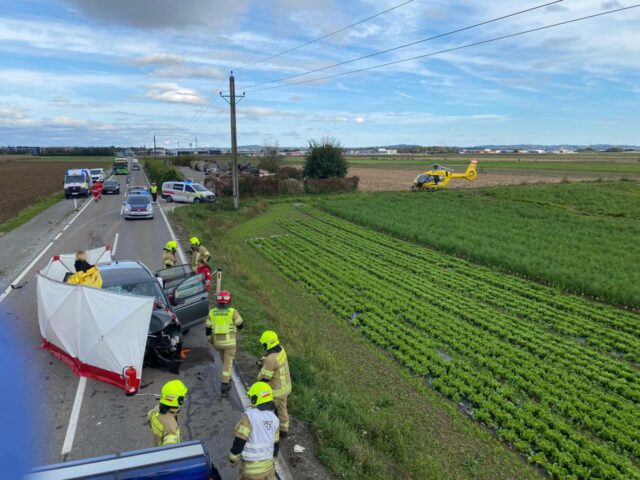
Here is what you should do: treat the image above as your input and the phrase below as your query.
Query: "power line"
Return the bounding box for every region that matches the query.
[242,0,564,90]
[236,0,414,71]
[180,76,228,134]
[249,4,639,93]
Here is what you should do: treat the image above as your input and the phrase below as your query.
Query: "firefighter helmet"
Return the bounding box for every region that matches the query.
[165,240,177,252]
[189,237,200,246]
[160,380,188,408]
[247,382,273,406]
[216,290,231,305]
[260,330,280,350]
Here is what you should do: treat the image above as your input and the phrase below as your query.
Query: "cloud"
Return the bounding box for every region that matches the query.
[50,116,94,128]
[394,91,417,100]
[151,65,225,80]
[64,0,250,30]
[355,116,365,124]
[0,105,35,126]
[133,53,185,66]
[145,82,205,105]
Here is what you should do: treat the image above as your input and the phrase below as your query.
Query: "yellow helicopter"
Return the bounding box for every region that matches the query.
[411,159,478,191]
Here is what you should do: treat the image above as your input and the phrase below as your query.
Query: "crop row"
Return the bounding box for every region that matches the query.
[250,208,640,479]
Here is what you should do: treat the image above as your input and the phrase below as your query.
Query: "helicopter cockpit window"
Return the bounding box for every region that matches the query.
[416,174,431,184]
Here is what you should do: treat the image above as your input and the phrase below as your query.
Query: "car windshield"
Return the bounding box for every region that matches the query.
[104,180,117,186]
[65,175,84,183]
[103,281,164,299]
[90,169,102,175]
[128,195,150,205]
[192,183,208,192]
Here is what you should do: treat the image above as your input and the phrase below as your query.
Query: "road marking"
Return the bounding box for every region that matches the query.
[61,376,87,456]
[67,196,93,227]
[120,205,124,216]
[54,232,62,241]
[9,241,54,288]
[158,204,187,264]
[112,233,119,257]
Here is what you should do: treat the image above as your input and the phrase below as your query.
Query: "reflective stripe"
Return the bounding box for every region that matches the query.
[163,434,179,445]
[243,458,274,475]
[236,424,251,438]
[258,368,274,380]
[149,411,181,446]
[272,384,292,397]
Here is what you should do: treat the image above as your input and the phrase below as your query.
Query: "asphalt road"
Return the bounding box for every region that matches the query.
[0,169,246,478]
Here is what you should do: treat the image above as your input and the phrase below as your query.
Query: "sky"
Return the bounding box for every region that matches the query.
[0,0,639,148]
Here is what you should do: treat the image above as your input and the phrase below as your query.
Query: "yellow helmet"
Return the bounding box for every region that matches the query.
[165,240,177,252]
[247,381,273,406]
[189,237,200,246]
[160,379,188,408]
[260,330,280,350]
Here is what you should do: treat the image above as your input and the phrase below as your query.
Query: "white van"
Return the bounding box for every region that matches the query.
[161,181,215,203]
[90,168,105,182]
[64,169,93,198]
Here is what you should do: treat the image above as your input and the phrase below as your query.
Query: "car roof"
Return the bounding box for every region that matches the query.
[99,261,156,286]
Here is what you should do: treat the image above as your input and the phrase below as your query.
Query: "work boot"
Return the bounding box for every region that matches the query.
[280,431,289,439]
[221,382,231,395]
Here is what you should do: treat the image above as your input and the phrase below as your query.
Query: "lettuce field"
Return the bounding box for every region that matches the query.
[251,206,640,479]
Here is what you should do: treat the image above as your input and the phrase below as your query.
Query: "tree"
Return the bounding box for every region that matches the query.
[303,137,348,178]
[259,143,283,173]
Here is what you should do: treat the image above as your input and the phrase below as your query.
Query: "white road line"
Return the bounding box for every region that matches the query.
[9,241,54,288]
[112,233,119,257]
[67,196,93,227]
[158,205,187,264]
[54,232,62,241]
[62,224,70,231]
[61,377,87,456]
[120,205,124,216]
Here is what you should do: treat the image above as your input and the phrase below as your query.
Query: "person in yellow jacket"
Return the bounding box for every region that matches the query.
[257,331,292,437]
[206,290,243,394]
[67,251,102,288]
[162,240,178,268]
[147,379,188,447]
[189,237,210,272]
[229,382,280,480]
[150,182,159,203]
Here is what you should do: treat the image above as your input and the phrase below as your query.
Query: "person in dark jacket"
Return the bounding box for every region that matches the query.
[74,250,93,273]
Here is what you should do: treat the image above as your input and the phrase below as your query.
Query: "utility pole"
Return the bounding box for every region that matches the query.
[221,71,245,209]
[195,135,198,152]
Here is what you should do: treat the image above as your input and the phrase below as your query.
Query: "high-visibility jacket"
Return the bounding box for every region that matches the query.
[207,307,243,348]
[259,347,292,398]
[162,250,176,268]
[147,406,181,447]
[233,408,279,477]
[190,245,210,270]
[150,185,158,194]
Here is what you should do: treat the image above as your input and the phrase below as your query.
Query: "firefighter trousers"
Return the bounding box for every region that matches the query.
[240,467,276,480]
[273,395,289,433]
[215,347,236,384]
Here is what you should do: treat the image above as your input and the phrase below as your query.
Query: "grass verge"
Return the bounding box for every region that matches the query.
[0,192,64,234]
[173,200,541,480]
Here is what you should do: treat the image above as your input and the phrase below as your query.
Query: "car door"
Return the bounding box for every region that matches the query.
[172,274,209,329]
[184,184,196,203]
[156,264,194,292]
[173,183,186,202]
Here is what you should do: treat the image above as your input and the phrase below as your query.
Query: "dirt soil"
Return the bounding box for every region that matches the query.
[349,166,625,192]
[235,350,331,480]
[0,160,107,223]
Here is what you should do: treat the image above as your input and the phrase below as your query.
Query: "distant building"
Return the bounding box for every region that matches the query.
[377,148,398,155]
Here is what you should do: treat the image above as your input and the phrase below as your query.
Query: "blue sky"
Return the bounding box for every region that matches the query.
[0,0,638,147]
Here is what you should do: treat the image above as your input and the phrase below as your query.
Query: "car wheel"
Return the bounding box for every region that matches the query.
[194,198,202,204]
[166,195,173,203]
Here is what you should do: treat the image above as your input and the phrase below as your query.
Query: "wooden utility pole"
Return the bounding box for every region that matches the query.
[221,72,245,209]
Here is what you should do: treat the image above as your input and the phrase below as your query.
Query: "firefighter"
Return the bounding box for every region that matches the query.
[150,182,159,203]
[206,290,243,394]
[163,240,178,268]
[257,330,292,437]
[189,237,211,272]
[147,380,188,447]
[229,382,280,480]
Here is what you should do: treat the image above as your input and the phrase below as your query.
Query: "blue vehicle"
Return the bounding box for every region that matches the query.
[27,441,219,480]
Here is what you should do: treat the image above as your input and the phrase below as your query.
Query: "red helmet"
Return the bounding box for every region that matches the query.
[216,290,231,304]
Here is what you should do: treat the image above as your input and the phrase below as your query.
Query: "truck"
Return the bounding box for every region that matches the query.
[63,168,92,198]
[113,157,129,175]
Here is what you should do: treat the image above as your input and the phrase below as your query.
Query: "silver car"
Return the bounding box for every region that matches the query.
[123,194,154,219]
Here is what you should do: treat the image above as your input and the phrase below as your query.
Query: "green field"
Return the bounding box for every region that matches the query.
[320,181,640,307]
[174,201,542,480]
[251,206,640,479]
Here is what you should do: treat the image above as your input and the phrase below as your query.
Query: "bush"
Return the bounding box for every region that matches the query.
[303,137,348,179]
[258,145,283,173]
[304,176,359,194]
[277,166,304,180]
[145,159,184,185]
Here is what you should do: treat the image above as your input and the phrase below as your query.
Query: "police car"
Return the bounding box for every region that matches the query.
[161,181,215,203]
